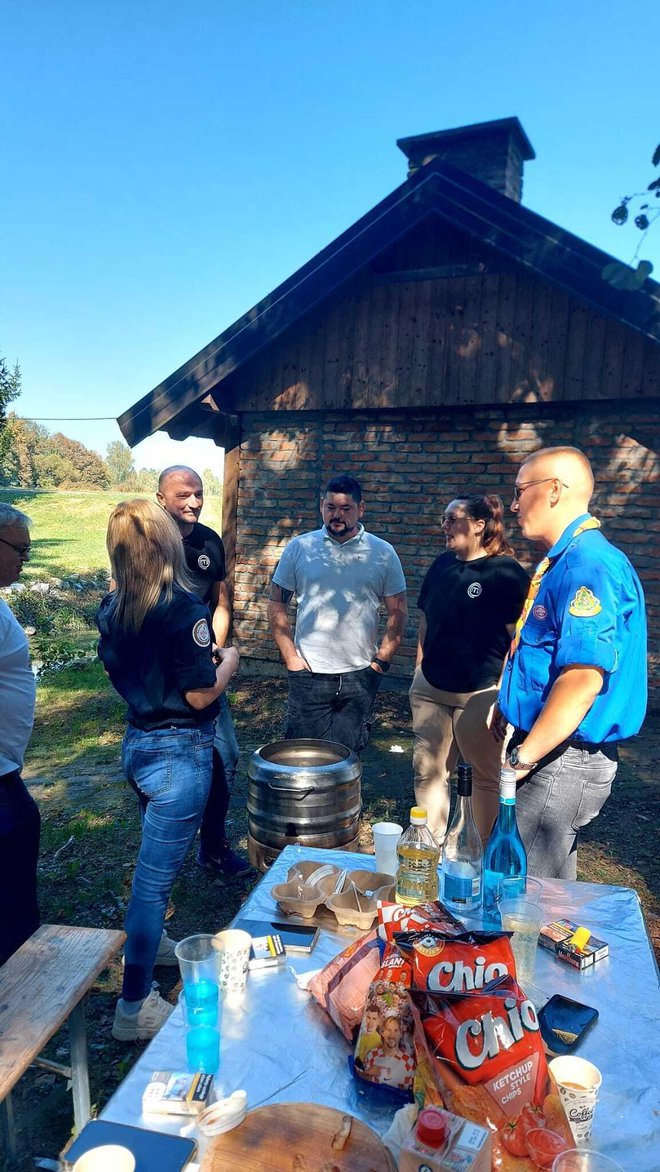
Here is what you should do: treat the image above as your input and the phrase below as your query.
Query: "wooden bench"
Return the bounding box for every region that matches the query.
[0,924,125,1159]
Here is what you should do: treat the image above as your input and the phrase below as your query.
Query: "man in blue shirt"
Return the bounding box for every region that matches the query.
[495,446,647,878]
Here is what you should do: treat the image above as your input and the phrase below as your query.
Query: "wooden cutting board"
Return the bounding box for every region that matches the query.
[199,1102,396,1171]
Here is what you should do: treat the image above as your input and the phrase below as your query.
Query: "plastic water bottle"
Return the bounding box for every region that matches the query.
[395,806,440,905]
[483,767,527,913]
[441,762,483,913]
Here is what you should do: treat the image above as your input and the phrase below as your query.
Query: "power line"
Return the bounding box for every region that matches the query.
[19,416,119,422]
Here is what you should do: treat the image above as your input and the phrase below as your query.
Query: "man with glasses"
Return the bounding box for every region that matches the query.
[0,503,40,962]
[493,446,647,879]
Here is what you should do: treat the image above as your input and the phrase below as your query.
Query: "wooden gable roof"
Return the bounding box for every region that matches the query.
[118,155,660,447]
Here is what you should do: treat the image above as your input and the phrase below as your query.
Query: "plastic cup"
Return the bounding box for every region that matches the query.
[499,897,543,988]
[548,1055,602,1145]
[180,981,220,1028]
[174,933,222,987]
[72,1146,136,1172]
[499,875,543,903]
[213,929,251,995]
[185,1024,220,1074]
[372,822,403,876]
[552,1152,624,1172]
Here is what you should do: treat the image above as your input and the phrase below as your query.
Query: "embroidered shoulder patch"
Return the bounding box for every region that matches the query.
[192,618,211,647]
[568,587,601,617]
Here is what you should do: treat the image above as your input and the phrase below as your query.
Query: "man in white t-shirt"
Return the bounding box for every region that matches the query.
[0,503,40,963]
[267,475,407,752]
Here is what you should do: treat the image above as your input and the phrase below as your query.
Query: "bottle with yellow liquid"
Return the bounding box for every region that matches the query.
[395,806,440,905]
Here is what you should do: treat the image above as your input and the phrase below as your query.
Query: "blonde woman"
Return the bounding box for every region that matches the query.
[96,500,238,1041]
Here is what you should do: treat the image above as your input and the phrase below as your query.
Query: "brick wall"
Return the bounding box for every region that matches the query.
[232,401,659,698]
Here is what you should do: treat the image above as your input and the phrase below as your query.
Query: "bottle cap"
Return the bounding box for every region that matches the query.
[410,806,427,824]
[416,1107,447,1147]
[500,768,517,799]
[456,761,473,796]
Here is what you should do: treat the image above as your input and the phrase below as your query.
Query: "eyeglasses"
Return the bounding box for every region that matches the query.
[0,536,31,557]
[512,478,568,502]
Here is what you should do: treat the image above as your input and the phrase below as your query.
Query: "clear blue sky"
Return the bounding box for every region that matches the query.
[1,0,658,471]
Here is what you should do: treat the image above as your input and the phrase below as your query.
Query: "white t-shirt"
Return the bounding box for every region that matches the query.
[272,526,406,672]
[0,599,36,775]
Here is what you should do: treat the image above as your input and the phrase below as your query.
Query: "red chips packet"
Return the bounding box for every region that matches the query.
[411,975,548,1118]
[394,929,516,993]
[378,900,465,944]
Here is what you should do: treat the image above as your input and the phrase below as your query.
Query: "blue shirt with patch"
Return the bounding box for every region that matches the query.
[499,514,647,743]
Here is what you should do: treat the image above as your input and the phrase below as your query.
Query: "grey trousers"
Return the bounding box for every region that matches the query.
[515,742,618,879]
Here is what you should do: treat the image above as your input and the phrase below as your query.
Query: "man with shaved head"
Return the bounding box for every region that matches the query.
[157,465,249,877]
[494,446,647,878]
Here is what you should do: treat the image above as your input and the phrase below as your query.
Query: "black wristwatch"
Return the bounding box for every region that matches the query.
[508,745,538,771]
[372,657,391,673]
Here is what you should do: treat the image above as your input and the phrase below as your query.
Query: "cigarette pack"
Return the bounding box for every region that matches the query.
[248,932,286,971]
[539,918,609,969]
[142,1070,214,1116]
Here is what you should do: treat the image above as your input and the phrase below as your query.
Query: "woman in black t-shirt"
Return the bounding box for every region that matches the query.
[409,494,528,845]
[96,499,239,1042]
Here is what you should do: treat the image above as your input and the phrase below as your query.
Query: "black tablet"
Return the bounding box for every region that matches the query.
[62,1119,197,1172]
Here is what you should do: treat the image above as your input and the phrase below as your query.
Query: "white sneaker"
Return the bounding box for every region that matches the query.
[112,984,174,1041]
[155,930,179,967]
[121,930,179,969]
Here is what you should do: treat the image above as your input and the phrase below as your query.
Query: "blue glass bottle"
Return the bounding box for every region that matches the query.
[483,767,527,915]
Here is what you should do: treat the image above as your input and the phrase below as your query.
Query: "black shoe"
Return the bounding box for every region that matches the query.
[197,844,252,878]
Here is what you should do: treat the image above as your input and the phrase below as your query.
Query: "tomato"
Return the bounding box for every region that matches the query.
[499,1117,529,1157]
[520,1103,547,1136]
[524,1127,570,1168]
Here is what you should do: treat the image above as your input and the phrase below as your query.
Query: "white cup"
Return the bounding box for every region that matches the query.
[548,1055,602,1145]
[72,1145,136,1172]
[213,929,251,995]
[372,822,403,877]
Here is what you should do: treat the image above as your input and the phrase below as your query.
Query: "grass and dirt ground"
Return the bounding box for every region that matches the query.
[1,487,658,1167]
[5,669,659,1169]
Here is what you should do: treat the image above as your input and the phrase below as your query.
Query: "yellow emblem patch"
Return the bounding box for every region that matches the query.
[568,587,601,617]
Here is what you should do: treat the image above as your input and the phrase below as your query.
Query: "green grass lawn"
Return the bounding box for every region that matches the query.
[0,486,222,578]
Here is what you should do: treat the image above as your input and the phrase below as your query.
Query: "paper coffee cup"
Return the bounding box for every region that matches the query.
[213,929,251,995]
[548,1055,602,1144]
[73,1145,136,1172]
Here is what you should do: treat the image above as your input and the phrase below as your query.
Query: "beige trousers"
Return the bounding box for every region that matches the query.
[409,667,505,846]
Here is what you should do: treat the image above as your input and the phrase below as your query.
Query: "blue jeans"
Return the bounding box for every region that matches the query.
[121,723,214,1000]
[199,694,241,857]
[515,742,618,879]
[284,667,382,753]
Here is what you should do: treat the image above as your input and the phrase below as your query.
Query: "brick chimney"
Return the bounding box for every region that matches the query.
[397,116,535,203]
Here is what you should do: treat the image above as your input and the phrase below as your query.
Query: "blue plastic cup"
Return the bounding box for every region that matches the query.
[182,978,219,1027]
[185,1024,220,1074]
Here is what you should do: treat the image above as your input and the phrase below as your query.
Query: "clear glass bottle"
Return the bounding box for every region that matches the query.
[441,762,483,913]
[483,767,527,912]
[395,806,440,906]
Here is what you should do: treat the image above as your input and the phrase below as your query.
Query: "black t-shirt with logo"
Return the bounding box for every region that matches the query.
[96,584,219,730]
[182,522,226,607]
[418,552,529,693]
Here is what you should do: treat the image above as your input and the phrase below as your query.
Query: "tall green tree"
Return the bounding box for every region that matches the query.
[0,354,21,464]
[106,439,136,486]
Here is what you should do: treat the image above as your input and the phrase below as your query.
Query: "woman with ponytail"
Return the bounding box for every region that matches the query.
[96,499,239,1042]
[409,493,529,844]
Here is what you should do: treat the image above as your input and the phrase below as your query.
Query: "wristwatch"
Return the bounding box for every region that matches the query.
[508,745,539,771]
[372,657,391,673]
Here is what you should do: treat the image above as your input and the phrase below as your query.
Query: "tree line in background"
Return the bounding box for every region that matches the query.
[0,356,222,494]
